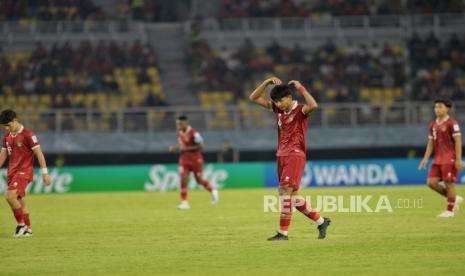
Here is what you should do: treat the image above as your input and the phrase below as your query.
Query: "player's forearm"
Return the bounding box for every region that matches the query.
[423,141,433,159]
[249,81,268,102]
[300,86,318,111]
[34,149,48,170]
[0,155,6,168]
[455,136,462,161]
[0,149,7,168]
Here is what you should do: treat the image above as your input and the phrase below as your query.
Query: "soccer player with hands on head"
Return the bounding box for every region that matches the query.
[0,109,52,238]
[250,77,331,240]
[419,99,463,217]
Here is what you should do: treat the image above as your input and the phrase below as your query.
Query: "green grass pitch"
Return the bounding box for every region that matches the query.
[1,186,465,275]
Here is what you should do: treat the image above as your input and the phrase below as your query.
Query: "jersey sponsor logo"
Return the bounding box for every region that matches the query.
[17,140,23,147]
[32,136,38,143]
[441,126,447,132]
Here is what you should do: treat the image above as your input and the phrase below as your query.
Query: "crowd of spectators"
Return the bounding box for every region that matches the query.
[188,32,465,103]
[187,37,407,103]
[0,0,105,21]
[219,0,465,18]
[408,32,465,101]
[0,40,165,108]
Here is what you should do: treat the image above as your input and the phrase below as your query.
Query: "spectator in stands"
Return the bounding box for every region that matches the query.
[217,139,239,163]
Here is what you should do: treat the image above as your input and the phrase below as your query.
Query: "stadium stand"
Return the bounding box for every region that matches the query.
[186,31,465,128]
[0,0,105,21]
[218,0,465,18]
[0,40,165,131]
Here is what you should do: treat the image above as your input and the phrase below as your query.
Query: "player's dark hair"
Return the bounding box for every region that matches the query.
[0,109,16,124]
[177,115,188,121]
[434,99,452,109]
[270,84,292,101]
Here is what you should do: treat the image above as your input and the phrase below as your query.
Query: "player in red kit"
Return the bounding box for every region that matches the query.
[250,77,331,240]
[169,115,218,209]
[419,99,464,217]
[0,110,52,237]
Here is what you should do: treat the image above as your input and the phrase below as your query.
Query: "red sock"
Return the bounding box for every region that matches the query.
[180,178,188,201]
[12,208,24,225]
[447,197,456,211]
[280,196,292,233]
[23,213,31,228]
[198,179,213,193]
[294,198,321,222]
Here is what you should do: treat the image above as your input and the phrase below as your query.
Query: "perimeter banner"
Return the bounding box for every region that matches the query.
[0,159,460,194]
[264,158,455,188]
[0,163,264,194]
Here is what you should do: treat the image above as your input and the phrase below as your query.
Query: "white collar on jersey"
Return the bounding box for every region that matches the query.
[182,126,192,134]
[284,101,298,115]
[436,115,450,125]
[10,124,24,137]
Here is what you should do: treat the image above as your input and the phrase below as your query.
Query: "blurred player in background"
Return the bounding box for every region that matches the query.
[0,109,52,237]
[419,99,464,217]
[169,115,218,209]
[250,77,331,240]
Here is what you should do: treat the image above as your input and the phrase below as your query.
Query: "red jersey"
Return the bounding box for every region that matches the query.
[177,126,204,165]
[272,101,308,158]
[2,126,40,180]
[428,116,461,165]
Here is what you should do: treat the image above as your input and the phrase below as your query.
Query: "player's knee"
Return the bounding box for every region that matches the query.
[427,179,438,188]
[5,191,16,202]
[278,185,292,196]
[445,181,455,189]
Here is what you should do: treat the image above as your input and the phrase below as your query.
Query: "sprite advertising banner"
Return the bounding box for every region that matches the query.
[0,163,264,194]
[0,159,462,194]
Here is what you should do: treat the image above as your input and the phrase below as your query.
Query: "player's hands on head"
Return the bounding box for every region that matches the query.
[418,158,428,170]
[288,80,303,90]
[265,77,282,86]
[168,145,178,153]
[455,159,464,171]
[43,173,52,186]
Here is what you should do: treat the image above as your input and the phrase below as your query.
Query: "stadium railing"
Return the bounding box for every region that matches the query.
[186,14,465,47]
[15,101,465,133]
[0,20,146,46]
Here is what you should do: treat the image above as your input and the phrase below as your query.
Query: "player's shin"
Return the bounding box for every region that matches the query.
[196,177,213,193]
[12,208,25,225]
[293,196,324,225]
[180,177,188,201]
[279,195,292,235]
[446,182,456,211]
[23,213,31,229]
[428,181,447,197]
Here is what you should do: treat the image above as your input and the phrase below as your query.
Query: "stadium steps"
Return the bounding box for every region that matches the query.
[146,23,197,106]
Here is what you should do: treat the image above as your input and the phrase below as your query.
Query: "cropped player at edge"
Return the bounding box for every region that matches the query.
[249,77,331,240]
[169,115,219,209]
[419,99,464,217]
[0,109,52,238]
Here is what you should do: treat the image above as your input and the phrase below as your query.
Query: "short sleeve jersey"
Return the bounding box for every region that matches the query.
[271,101,308,158]
[428,116,461,165]
[2,126,40,179]
[177,126,204,164]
